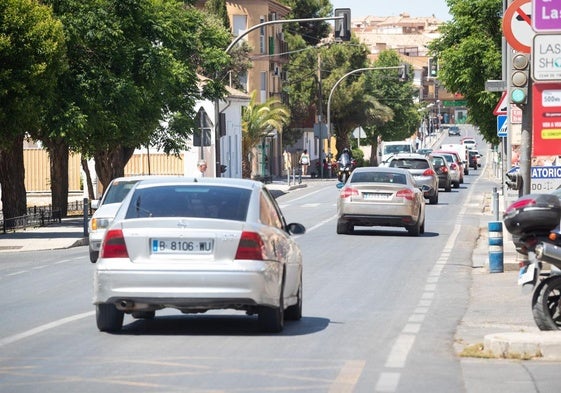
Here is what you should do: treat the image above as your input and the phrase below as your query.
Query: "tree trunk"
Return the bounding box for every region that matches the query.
[94,146,135,193]
[81,159,95,200]
[45,140,69,218]
[0,135,27,221]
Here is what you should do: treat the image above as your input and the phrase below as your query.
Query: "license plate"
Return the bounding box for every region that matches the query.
[151,238,214,254]
[363,193,390,200]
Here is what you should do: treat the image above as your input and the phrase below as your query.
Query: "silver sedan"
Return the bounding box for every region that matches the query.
[93,177,305,333]
[336,167,426,236]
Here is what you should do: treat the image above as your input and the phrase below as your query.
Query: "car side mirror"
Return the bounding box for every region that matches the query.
[287,222,306,235]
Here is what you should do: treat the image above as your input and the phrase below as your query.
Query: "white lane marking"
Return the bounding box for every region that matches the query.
[6,270,26,276]
[384,334,416,368]
[375,372,400,392]
[328,360,366,393]
[375,163,481,391]
[0,311,94,347]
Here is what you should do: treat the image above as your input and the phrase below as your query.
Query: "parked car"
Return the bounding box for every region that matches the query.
[448,126,461,136]
[336,166,426,236]
[429,154,453,192]
[432,151,461,188]
[93,177,306,333]
[386,153,439,204]
[88,176,156,263]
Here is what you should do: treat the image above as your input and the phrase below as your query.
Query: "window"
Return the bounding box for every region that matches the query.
[232,15,247,37]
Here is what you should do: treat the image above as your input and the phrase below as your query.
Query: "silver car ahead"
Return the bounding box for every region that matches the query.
[336,167,426,236]
[93,177,305,333]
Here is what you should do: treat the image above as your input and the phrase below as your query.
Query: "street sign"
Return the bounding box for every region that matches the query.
[532,83,561,155]
[493,91,508,115]
[497,114,508,137]
[533,34,561,81]
[502,0,533,53]
[533,0,561,32]
[485,79,507,92]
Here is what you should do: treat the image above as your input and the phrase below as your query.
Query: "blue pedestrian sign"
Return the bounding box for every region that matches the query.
[497,114,508,137]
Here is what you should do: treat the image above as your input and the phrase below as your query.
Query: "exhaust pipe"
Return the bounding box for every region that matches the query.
[535,242,561,270]
[119,300,135,310]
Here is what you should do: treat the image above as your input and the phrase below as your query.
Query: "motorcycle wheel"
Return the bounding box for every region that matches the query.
[532,275,561,330]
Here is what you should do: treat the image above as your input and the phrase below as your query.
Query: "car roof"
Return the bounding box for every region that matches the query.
[353,166,410,174]
[133,176,264,191]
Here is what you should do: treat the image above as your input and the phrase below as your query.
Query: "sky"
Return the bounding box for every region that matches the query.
[331,0,452,22]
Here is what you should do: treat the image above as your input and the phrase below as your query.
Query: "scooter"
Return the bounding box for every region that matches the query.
[337,153,355,183]
[504,193,561,330]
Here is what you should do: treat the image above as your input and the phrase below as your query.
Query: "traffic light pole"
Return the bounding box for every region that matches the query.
[520,77,533,196]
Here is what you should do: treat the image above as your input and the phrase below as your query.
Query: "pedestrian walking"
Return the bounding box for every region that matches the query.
[299,149,310,177]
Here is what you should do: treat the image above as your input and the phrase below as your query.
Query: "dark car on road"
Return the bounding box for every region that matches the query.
[448,126,461,136]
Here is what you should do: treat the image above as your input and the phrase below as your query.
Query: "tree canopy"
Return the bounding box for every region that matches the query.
[429,0,503,145]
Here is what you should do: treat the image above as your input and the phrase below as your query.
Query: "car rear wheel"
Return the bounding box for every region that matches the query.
[259,296,284,333]
[89,247,99,263]
[444,180,452,192]
[96,304,124,332]
[429,191,438,205]
[337,220,353,234]
[453,181,460,189]
[285,277,302,321]
[407,212,422,236]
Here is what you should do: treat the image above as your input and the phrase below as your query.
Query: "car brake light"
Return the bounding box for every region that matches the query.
[340,187,359,198]
[450,163,458,170]
[422,168,436,176]
[235,231,265,260]
[100,229,129,259]
[396,189,415,200]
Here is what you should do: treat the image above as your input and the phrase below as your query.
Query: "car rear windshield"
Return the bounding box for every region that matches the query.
[388,159,429,170]
[351,171,407,184]
[124,185,251,221]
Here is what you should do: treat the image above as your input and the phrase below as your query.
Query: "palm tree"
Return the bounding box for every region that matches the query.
[241,91,290,179]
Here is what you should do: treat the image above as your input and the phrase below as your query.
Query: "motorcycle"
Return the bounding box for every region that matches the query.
[337,153,355,183]
[504,193,561,330]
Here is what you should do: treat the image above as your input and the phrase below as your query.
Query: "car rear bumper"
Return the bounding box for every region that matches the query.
[339,213,418,228]
[93,260,283,310]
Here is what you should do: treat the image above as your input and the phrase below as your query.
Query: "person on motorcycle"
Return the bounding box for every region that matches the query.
[337,148,354,182]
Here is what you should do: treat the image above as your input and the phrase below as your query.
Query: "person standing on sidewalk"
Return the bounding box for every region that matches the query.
[196,159,208,178]
[299,149,310,177]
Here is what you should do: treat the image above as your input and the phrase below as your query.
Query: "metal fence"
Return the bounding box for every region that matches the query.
[0,199,88,234]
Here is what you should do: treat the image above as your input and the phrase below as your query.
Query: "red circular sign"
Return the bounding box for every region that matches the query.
[502,0,533,53]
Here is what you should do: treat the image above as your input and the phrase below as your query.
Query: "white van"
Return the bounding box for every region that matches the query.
[379,141,416,164]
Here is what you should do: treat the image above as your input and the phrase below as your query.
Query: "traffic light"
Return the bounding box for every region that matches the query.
[399,63,410,81]
[428,57,438,78]
[334,8,351,41]
[510,52,530,106]
[505,171,522,190]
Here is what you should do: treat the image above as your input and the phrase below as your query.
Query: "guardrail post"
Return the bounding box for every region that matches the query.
[488,221,504,273]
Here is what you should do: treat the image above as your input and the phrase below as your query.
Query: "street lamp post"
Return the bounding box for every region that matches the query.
[326,65,405,174]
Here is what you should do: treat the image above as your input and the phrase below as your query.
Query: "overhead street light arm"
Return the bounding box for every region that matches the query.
[325,66,404,164]
[225,16,343,53]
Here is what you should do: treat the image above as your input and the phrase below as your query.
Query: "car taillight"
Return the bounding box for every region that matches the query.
[100,229,129,259]
[396,189,415,200]
[440,166,449,174]
[340,187,359,198]
[450,163,458,170]
[422,168,436,176]
[235,231,265,260]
